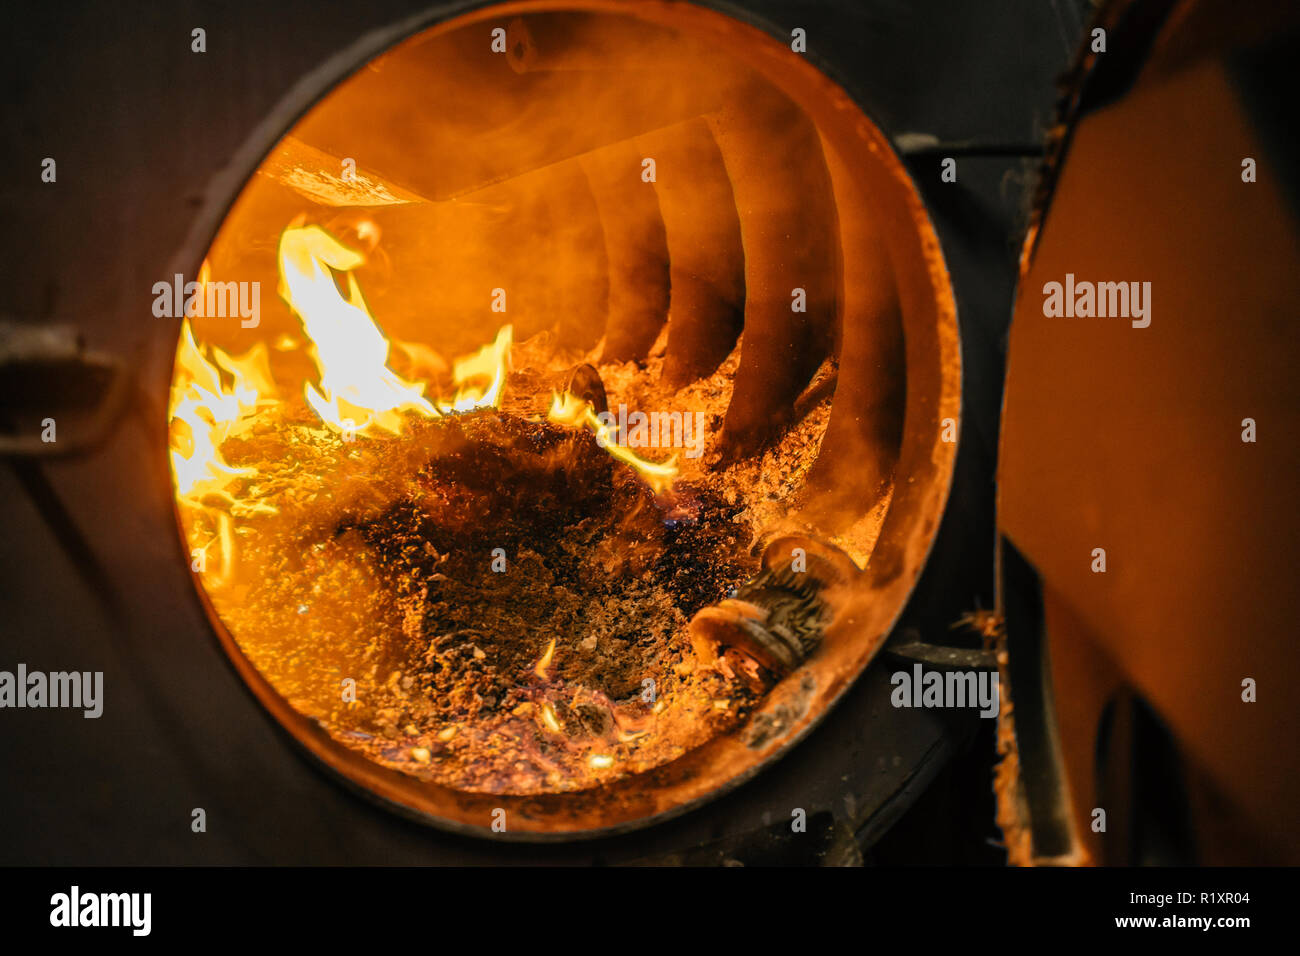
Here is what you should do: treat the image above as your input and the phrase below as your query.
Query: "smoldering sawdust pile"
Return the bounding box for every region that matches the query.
[197,402,765,794]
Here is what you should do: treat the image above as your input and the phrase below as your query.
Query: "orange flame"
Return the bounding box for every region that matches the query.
[534,638,557,680]
[278,225,437,435]
[546,391,678,493]
[170,218,526,585]
[169,319,277,499]
[439,325,512,414]
[278,224,513,433]
[540,702,562,733]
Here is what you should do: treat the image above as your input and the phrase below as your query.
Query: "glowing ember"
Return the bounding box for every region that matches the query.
[540,702,562,733]
[534,637,557,680]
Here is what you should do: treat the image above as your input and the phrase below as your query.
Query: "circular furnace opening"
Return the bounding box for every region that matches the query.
[167,1,960,838]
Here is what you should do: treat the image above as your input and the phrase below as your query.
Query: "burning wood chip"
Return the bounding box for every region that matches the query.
[564,363,609,417]
[575,703,612,737]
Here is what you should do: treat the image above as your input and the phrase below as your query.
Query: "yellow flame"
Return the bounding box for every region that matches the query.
[278,225,437,435]
[540,702,561,733]
[172,221,520,588]
[278,224,512,433]
[440,325,513,414]
[546,392,678,493]
[213,340,277,399]
[169,319,275,499]
[534,638,557,680]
